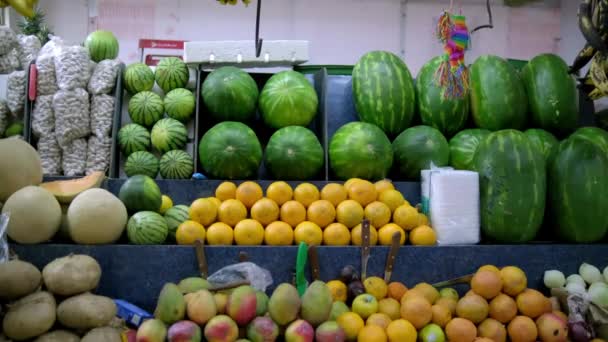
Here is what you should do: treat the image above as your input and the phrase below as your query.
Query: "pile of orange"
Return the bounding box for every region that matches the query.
[174,178,437,246]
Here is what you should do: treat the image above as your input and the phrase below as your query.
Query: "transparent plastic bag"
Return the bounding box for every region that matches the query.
[0,26,17,56]
[55,45,92,90]
[32,95,54,137]
[86,135,111,174]
[35,36,63,95]
[17,34,41,69]
[207,262,273,292]
[88,59,121,95]
[0,213,9,263]
[6,70,26,116]
[53,88,90,146]
[0,100,7,135]
[90,94,114,137]
[0,48,20,74]
[37,135,62,175]
[61,138,87,176]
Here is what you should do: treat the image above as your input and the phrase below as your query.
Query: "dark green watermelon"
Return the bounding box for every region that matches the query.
[449,128,491,171]
[198,121,263,179]
[352,51,415,137]
[570,126,608,154]
[264,126,324,180]
[470,55,528,131]
[521,54,579,135]
[202,66,259,122]
[84,30,119,63]
[473,130,546,243]
[392,125,449,180]
[118,175,162,213]
[524,128,559,165]
[329,122,393,181]
[416,56,469,137]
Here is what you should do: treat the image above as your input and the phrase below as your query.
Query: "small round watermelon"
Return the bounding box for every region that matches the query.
[570,126,608,154]
[118,123,150,156]
[155,57,189,93]
[164,204,190,240]
[449,128,491,171]
[259,71,318,129]
[202,66,259,122]
[164,88,195,123]
[198,121,263,179]
[84,30,119,63]
[127,211,169,245]
[123,63,155,94]
[329,122,393,181]
[128,91,164,127]
[125,151,159,178]
[264,126,324,180]
[118,174,162,213]
[392,125,450,180]
[151,118,188,154]
[160,150,194,179]
[524,128,559,165]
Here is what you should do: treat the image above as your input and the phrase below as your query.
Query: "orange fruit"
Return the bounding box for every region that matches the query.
[233,219,264,245]
[507,316,538,342]
[413,283,440,304]
[416,213,429,227]
[478,265,501,275]
[363,276,388,300]
[378,298,401,320]
[378,189,407,213]
[351,223,378,246]
[387,282,408,301]
[435,297,457,316]
[266,181,293,206]
[357,325,387,342]
[215,181,237,201]
[344,178,364,192]
[294,221,323,246]
[516,288,551,319]
[348,179,377,206]
[336,200,364,228]
[176,220,206,245]
[323,223,351,246]
[431,303,452,327]
[207,197,222,209]
[264,221,293,246]
[386,319,417,342]
[205,222,234,245]
[235,181,263,209]
[306,200,336,228]
[327,280,348,302]
[189,198,218,226]
[456,293,489,324]
[409,225,437,245]
[478,318,508,342]
[489,293,517,323]
[392,204,419,230]
[337,312,365,341]
[374,179,395,193]
[321,183,347,206]
[400,296,432,329]
[279,200,306,227]
[500,266,527,297]
[250,198,280,226]
[217,199,247,227]
[366,313,391,329]
[471,270,503,299]
[378,223,406,245]
[445,317,477,342]
[159,195,173,214]
[364,201,392,227]
[293,183,319,208]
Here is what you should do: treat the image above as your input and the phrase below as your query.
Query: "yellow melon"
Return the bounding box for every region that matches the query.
[0,137,43,202]
[39,171,106,204]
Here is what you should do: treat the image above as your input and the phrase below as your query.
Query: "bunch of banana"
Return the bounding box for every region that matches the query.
[216,0,251,6]
[0,0,38,18]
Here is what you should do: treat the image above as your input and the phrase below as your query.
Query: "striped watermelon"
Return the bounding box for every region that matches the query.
[164,204,190,240]
[118,123,150,156]
[202,66,259,122]
[198,121,263,179]
[352,51,415,137]
[164,88,195,123]
[449,128,491,171]
[570,126,608,153]
[127,211,169,245]
[151,118,188,154]
[524,128,559,165]
[118,174,163,213]
[521,54,579,135]
[259,71,318,129]
[84,30,119,63]
[264,126,324,180]
[392,125,450,180]
[470,55,528,131]
[547,135,608,243]
[123,63,155,94]
[473,130,546,242]
[155,57,189,93]
[329,121,393,181]
[125,151,159,178]
[128,91,164,127]
[416,56,469,137]
[159,150,194,179]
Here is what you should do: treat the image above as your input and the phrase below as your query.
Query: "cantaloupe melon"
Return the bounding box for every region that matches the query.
[2,186,61,244]
[67,188,128,244]
[0,137,43,202]
[39,171,106,204]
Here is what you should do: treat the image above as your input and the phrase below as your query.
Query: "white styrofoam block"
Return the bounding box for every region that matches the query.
[184,40,309,68]
[421,169,480,245]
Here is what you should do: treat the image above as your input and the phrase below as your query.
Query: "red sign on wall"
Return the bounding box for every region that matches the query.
[139,39,186,50]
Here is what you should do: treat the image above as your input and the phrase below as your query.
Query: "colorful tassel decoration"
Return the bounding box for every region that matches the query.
[434,9,470,100]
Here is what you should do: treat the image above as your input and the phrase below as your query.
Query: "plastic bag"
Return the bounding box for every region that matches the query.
[61,138,87,176]
[90,94,115,137]
[0,100,7,135]
[207,262,273,292]
[37,135,62,175]
[53,88,90,146]
[55,45,92,90]
[35,36,63,96]
[88,59,121,95]
[0,26,17,56]
[0,213,9,263]
[17,34,41,69]
[0,48,20,74]
[86,135,111,174]
[6,70,26,116]
[32,95,54,137]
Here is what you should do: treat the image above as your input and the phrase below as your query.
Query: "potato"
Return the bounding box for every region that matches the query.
[34,330,81,342]
[42,254,101,296]
[0,259,41,299]
[57,293,116,330]
[2,291,56,340]
[81,327,121,342]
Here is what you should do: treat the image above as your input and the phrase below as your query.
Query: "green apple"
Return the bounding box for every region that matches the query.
[351,294,378,319]
[329,301,350,320]
[419,323,445,342]
[439,288,459,301]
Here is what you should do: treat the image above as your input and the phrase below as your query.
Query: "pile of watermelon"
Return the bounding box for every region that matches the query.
[118,57,194,180]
